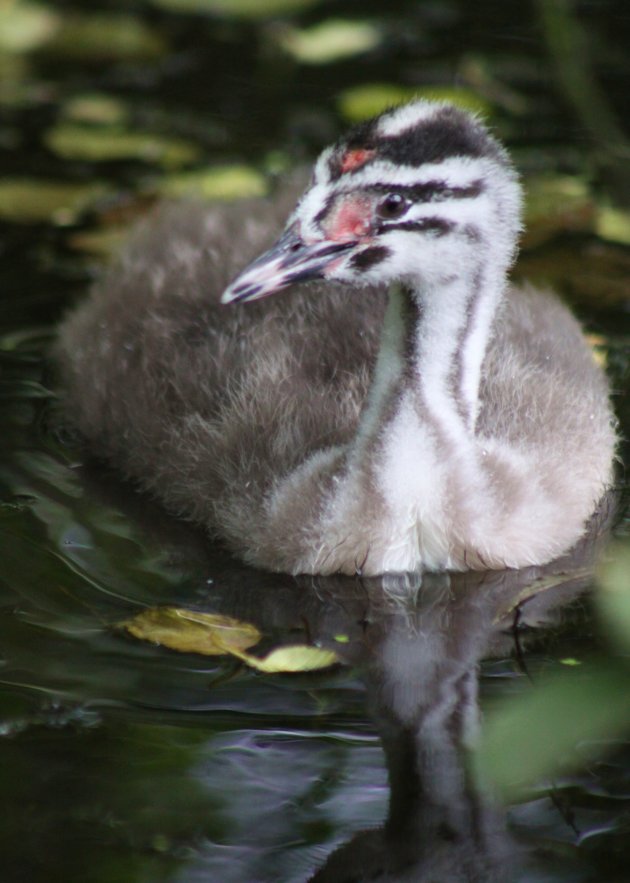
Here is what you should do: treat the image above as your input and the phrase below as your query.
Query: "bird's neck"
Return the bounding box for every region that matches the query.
[408,265,504,432]
[367,265,504,441]
[328,266,506,574]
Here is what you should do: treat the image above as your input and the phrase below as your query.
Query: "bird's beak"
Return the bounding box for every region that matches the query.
[221,226,356,304]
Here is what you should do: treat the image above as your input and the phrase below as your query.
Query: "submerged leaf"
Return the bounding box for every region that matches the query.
[120,607,261,655]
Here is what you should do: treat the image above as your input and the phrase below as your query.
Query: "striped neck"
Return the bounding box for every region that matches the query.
[408,258,504,434]
[356,258,503,454]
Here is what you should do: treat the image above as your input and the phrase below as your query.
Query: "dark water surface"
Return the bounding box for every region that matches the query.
[2,1,630,881]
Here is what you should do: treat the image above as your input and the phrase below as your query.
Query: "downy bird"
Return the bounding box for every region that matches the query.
[56,100,616,576]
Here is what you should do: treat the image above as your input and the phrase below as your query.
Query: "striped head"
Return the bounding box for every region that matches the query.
[222,100,522,303]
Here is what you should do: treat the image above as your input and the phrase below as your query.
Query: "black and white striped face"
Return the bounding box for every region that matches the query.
[222,101,521,304]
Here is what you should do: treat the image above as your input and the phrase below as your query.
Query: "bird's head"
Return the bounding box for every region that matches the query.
[221,100,521,304]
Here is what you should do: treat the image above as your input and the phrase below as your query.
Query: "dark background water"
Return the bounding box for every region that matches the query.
[1,1,630,881]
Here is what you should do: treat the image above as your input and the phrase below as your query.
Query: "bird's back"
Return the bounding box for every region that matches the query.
[56,186,385,533]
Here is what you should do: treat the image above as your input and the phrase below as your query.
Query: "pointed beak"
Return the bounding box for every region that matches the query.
[221,226,356,304]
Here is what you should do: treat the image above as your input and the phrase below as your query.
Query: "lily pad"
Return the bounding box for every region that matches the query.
[45,124,201,168]
[149,0,317,18]
[278,19,380,65]
[338,83,491,123]
[0,178,107,223]
[120,607,262,655]
[155,165,267,200]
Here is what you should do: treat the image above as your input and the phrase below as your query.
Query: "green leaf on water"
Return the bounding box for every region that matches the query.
[66,227,131,258]
[149,0,317,18]
[596,205,630,246]
[338,83,491,123]
[0,178,107,223]
[45,13,166,60]
[155,165,267,200]
[523,173,594,247]
[120,607,262,655]
[597,544,630,652]
[62,94,129,126]
[0,1,59,54]
[278,19,380,65]
[45,124,201,168]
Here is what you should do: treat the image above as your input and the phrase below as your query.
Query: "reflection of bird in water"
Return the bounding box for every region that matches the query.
[57,100,616,576]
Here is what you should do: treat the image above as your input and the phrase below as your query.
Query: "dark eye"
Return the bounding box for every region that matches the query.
[376,193,410,220]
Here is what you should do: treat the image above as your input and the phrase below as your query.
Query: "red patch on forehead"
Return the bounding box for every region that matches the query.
[339,148,375,174]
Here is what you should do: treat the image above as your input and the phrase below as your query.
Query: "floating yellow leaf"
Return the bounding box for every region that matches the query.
[338,83,491,123]
[0,178,107,223]
[155,165,267,200]
[45,124,201,168]
[120,606,339,672]
[120,607,261,655]
[235,644,339,673]
[279,19,380,65]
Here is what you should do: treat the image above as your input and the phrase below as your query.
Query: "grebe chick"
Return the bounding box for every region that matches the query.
[57,100,616,576]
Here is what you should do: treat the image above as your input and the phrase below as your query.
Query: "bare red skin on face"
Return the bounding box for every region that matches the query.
[323,195,373,241]
[339,148,375,173]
